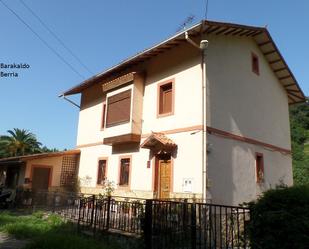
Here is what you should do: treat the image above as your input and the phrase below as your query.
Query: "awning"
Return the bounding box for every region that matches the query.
[141,132,177,152]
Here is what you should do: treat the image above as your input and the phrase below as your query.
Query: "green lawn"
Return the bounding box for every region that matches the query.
[0,211,120,249]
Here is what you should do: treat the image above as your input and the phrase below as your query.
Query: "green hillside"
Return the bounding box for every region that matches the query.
[290,100,309,185]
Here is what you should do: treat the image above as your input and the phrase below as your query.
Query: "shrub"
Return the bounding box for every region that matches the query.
[248,185,309,249]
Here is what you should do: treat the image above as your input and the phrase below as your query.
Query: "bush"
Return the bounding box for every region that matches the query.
[248,185,309,249]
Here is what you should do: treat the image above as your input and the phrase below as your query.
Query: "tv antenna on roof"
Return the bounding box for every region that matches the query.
[176,14,196,32]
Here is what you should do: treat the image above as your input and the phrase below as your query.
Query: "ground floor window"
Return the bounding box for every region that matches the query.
[119,157,131,186]
[255,153,264,183]
[97,159,107,185]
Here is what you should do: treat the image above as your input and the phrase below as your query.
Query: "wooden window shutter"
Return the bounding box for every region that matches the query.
[119,158,130,186]
[106,89,131,127]
[159,82,173,115]
[256,153,264,183]
[97,160,107,185]
[101,103,106,129]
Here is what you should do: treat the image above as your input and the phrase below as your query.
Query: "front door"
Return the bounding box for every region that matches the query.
[32,167,51,190]
[159,158,171,199]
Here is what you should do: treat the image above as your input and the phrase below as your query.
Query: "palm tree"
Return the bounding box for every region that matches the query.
[0,128,42,157]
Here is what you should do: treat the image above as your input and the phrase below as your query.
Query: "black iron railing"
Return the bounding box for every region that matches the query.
[15,190,250,249]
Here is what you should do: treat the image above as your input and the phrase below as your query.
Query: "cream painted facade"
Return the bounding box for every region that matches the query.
[74,23,297,205]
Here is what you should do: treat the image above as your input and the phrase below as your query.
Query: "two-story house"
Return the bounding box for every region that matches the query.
[61,20,305,205]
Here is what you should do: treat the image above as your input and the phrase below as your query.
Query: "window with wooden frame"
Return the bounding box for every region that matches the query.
[158,80,174,116]
[106,89,131,127]
[97,159,107,185]
[101,102,106,129]
[255,153,264,183]
[119,157,131,186]
[251,52,260,75]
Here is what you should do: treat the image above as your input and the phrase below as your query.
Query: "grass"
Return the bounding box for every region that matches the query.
[0,211,121,249]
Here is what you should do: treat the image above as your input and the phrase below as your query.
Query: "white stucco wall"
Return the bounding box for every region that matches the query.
[205,34,293,205]
[206,34,291,149]
[78,130,203,197]
[76,42,204,197]
[75,33,293,204]
[207,135,293,206]
[142,42,203,133]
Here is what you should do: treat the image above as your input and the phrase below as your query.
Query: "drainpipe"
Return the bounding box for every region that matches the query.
[185,32,209,202]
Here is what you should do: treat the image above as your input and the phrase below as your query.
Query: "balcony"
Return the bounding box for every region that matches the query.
[102,72,144,146]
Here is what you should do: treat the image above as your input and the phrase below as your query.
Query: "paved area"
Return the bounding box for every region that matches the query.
[0,232,29,249]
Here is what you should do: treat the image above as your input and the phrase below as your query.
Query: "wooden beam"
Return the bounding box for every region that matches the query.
[269,59,282,64]
[215,27,230,35]
[273,67,287,73]
[263,50,277,56]
[283,83,296,88]
[230,29,244,36]
[258,40,272,46]
[286,89,300,93]
[239,30,254,36]
[278,75,292,80]
[252,31,263,37]
[246,30,260,36]
[287,91,304,100]
[206,26,221,34]
[224,28,238,35]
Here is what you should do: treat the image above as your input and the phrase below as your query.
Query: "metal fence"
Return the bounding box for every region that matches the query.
[15,190,250,249]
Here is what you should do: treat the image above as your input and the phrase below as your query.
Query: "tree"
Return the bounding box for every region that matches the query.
[0,128,42,157]
[290,99,309,185]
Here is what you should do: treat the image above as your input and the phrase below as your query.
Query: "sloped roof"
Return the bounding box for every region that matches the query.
[60,20,305,104]
[141,132,177,149]
[0,150,80,163]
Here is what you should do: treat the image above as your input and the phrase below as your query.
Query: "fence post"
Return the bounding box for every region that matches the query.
[90,195,95,226]
[105,196,111,231]
[52,192,56,213]
[144,199,153,249]
[77,198,83,232]
[191,203,197,249]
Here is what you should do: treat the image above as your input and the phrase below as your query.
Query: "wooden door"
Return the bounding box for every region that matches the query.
[159,160,171,199]
[32,167,51,190]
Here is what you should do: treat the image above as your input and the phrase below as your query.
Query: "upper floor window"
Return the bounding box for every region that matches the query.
[251,52,260,75]
[255,153,264,183]
[97,159,107,185]
[101,102,106,129]
[119,157,131,186]
[158,79,174,117]
[106,89,131,127]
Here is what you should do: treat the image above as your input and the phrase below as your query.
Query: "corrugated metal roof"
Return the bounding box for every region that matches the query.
[60,20,305,104]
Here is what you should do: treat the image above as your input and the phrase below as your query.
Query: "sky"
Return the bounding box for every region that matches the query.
[0,0,308,150]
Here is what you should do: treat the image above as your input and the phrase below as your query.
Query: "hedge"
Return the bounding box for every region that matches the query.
[248,185,309,249]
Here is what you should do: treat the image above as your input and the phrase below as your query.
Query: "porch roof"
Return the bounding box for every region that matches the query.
[141,132,177,150]
[0,149,80,165]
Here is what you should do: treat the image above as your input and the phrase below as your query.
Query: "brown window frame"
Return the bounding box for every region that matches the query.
[97,158,108,185]
[118,155,132,188]
[101,102,106,130]
[255,153,264,183]
[251,52,260,75]
[157,79,175,118]
[106,89,132,127]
